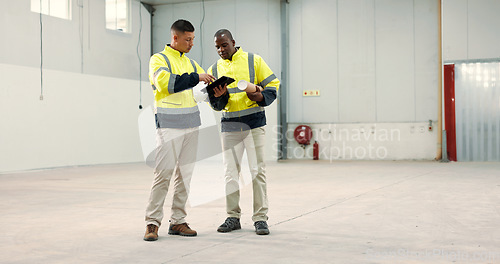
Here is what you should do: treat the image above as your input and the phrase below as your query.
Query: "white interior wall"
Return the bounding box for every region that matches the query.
[152,0,281,161]
[287,0,439,160]
[337,0,375,123]
[288,0,438,124]
[375,0,415,122]
[0,0,152,172]
[443,0,500,61]
[0,64,152,172]
[0,0,150,80]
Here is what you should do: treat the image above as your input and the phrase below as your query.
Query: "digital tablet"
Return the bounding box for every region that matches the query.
[206,76,235,94]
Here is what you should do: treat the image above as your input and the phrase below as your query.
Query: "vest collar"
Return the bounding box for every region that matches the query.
[165,44,185,57]
[224,47,243,62]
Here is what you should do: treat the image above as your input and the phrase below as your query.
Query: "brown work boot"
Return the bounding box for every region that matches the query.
[143,224,159,241]
[168,223,197,237]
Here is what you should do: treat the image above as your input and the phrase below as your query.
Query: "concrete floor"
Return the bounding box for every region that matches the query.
[1,160,499,264]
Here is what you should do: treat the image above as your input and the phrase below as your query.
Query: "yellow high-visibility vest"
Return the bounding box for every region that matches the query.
[149,45,204,128]
[208,48,280,118]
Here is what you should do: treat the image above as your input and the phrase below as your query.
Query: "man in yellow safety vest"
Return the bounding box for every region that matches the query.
[143,19,215,241]
[208,29,280,235]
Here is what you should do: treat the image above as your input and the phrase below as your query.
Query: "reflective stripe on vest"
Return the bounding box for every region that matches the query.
[156,53,176,93]
[211,64,218,79]
[156,105,199,115]
[227,87,243,94]
[190,59,197,73]
[154,67,170,77]
[165,74,176,94]
[248,53,255,84]
[158,53,172,72]
[226,81,277,95]
[153,67,170,91]
[222,106,264,118]
[259,73,276,88]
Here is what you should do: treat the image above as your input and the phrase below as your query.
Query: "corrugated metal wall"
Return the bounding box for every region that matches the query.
[455,63,500,161]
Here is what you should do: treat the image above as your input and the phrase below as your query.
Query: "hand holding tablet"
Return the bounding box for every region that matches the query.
[206,76,235,95]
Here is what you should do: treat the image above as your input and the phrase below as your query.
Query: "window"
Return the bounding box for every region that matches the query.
[105,0,130,33]
[31,0,72,20]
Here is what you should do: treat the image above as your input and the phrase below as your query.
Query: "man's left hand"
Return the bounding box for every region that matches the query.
[246,86,264,102]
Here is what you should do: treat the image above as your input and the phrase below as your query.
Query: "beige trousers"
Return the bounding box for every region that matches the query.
[222,126,268,222]
[145,127,198,227]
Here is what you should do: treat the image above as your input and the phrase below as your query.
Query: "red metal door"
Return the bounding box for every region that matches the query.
[444,64,457,161]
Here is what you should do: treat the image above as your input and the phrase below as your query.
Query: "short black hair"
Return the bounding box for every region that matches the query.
[171,19,195,33]
[214,29,234,41]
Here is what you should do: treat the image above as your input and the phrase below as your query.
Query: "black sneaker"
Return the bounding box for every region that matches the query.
[217,217,241,233]
[254,221,270,235]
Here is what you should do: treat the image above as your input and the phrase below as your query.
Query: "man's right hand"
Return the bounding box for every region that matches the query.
[199,73,216,84]
[213,84,228,97]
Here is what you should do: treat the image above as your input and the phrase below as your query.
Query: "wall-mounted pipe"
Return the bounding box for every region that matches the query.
[437,0,443,160]
[279,0,289,160]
